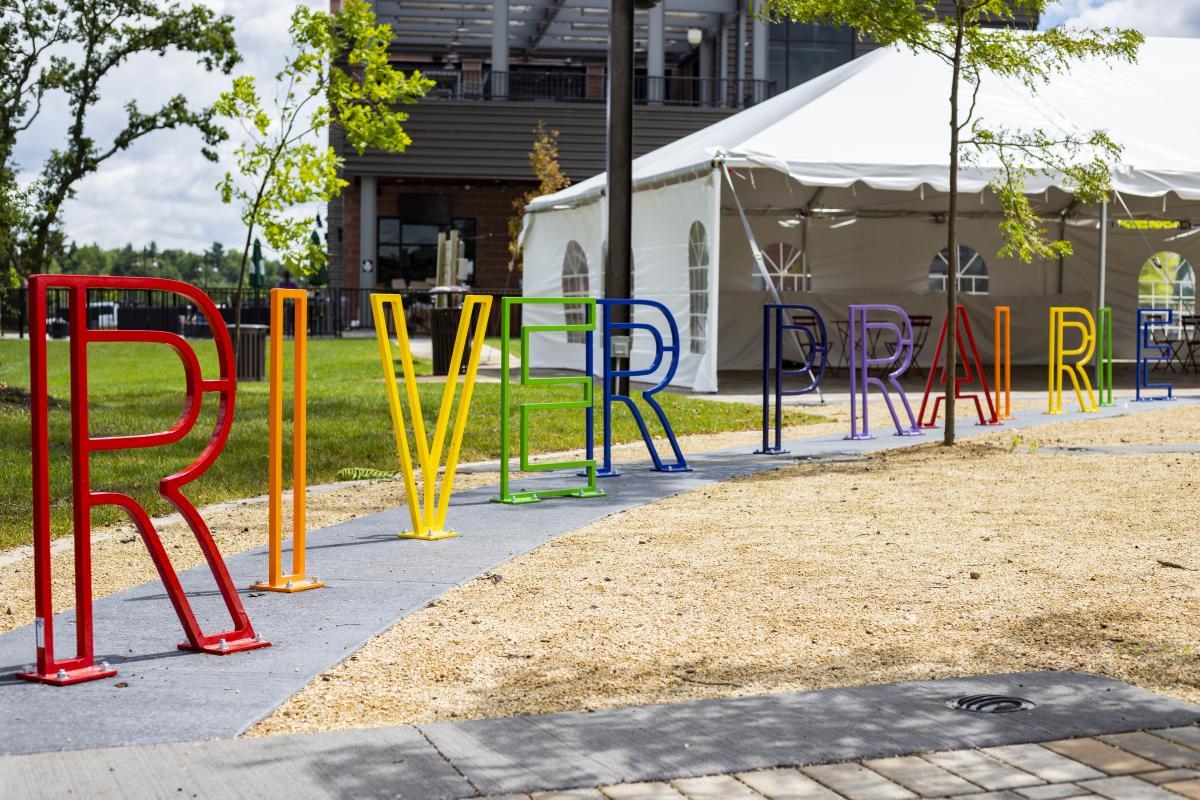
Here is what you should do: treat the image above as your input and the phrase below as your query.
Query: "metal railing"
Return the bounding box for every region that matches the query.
[0,286,523,340]
[422,69,777,108]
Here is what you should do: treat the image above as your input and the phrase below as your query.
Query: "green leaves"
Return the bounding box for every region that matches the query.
[214,0,431,279]
[0,0,240,276]
[757,0,1143,265]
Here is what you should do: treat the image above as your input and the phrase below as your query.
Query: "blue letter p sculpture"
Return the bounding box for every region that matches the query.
[1136,308,1174,402]
[595,298,690,477]
[756,304,828,455]
[847,304,921,440]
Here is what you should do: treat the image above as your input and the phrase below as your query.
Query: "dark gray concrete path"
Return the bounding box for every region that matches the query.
[0,397,1192,758]
[1,672,1198,799]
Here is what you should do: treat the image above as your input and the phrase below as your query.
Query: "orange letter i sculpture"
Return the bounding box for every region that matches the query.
[252,289,323,592]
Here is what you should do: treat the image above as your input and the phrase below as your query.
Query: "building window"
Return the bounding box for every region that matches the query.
[768,21,854,92]
[688,222,710,355]
[929,245,989,295]
[1138,251,1195,338]
[761,241,807,292]
[378,217,476,289]
[562,240,590,344]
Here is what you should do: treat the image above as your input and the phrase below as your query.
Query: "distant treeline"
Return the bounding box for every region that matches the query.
[43,242,289,287]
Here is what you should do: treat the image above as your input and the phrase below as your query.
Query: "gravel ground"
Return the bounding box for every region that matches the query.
[251,403,1200,737]
[975,400,1200,448]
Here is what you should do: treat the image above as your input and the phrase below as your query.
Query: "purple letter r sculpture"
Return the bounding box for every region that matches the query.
[847,304,922,440]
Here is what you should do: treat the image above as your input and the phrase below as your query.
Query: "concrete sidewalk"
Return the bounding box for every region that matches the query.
[1,672,1198,799]
[0,396,1192,758]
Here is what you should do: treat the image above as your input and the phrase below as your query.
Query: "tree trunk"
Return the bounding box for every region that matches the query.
[944,6,965,447]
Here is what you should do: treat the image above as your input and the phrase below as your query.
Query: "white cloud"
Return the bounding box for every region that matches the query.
[1041,0,1200,36]
[12,0,325,257]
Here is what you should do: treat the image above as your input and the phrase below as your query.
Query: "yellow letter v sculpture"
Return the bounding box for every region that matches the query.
[372,293,492,540]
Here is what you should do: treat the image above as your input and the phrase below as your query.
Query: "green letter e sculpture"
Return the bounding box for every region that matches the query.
[495,297,605,504]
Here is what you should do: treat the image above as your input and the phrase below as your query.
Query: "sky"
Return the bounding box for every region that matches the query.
[12,0,1200,257]
[11,0,323,259]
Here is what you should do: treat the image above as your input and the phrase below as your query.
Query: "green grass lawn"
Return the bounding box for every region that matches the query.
[0,338,823,549]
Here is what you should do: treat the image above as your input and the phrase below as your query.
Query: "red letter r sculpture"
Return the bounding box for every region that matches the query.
[20,275,269,686]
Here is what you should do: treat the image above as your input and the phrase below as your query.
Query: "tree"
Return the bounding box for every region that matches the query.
[0,0,239,279]
[759,0,1141,444]
[508,122,572,277]
[214,0,431,353]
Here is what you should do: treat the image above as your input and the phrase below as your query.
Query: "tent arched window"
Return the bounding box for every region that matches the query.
[761,242,806,292]
[1137,251,1195,337]
[562,240,590,344]
[929,245,988,295]
[688,221,710,354]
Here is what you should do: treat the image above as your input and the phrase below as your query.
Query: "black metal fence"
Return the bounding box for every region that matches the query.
[0,286,523,340]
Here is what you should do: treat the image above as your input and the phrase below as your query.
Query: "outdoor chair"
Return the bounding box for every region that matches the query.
[1182,315,1200,373]
[833,319,886,376]
[1148,320,1184,373]
[907,315,933,380]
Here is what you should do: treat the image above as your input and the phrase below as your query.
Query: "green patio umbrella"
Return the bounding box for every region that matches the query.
[309,229,328,287]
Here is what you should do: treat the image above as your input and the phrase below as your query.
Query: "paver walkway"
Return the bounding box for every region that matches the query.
[0,397,1192,758]
[2,671,1198,798]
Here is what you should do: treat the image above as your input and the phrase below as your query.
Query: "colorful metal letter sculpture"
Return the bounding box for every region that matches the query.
[373,293,493,539]
[917,305,999,428]
[22,275,269,686]
[756,304,828,455]
[847,304,921,439]
[1096,307,1115,407]
[1048,306,1098,414]
[495,297,604,504]
[252,289,322,592]
[993,306,1012,421]
[596,298,689,476]
[1136,308,1174,401]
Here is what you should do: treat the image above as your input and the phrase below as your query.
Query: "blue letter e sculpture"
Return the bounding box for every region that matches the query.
[1136,308,1174,402]
[596,298,690,477]
[847,304,921,440]
[756,304,828,455]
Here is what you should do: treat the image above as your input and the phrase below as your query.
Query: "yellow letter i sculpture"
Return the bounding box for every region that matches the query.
[372,293,492,540]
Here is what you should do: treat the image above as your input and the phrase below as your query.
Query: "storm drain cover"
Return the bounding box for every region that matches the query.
[948,694,1036,713]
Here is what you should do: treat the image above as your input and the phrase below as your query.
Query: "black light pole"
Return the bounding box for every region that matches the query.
[607,0,659,393]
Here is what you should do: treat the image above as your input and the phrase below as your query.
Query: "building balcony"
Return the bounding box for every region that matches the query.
[420,69,777,109]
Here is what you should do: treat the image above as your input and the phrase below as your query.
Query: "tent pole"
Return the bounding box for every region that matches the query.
[722,165,824,403]
[1096,200,1108,397]
[1098,200,1108,310]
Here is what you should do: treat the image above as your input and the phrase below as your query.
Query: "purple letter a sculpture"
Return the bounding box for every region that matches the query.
[847,304,922,440]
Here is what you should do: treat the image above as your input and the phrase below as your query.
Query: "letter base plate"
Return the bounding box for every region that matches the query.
[18,665,118,686]
[398,529,459,541]
[250,578,325,593]
[178,636,272,655]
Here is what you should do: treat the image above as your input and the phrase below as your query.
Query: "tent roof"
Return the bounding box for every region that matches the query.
[527,35,1200,212]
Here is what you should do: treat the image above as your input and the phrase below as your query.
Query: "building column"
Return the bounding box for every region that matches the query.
[735,5,746,106]
[719,16,730,107]
[648,2,665,103]
[359,175,377,323]
[752,13,767,103]
[492,0,508,98]
[699,36,714,106]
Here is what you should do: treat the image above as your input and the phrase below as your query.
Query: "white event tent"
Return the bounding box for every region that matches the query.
[520,36,1200,392]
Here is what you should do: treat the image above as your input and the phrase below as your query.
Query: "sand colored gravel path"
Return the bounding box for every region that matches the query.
[254,403,1200,737]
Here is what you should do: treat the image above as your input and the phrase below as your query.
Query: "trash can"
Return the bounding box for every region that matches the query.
[430,307,465,377]
[236,324,269,382]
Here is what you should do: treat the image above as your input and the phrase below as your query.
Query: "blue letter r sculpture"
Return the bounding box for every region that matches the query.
[596,298,690,477]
